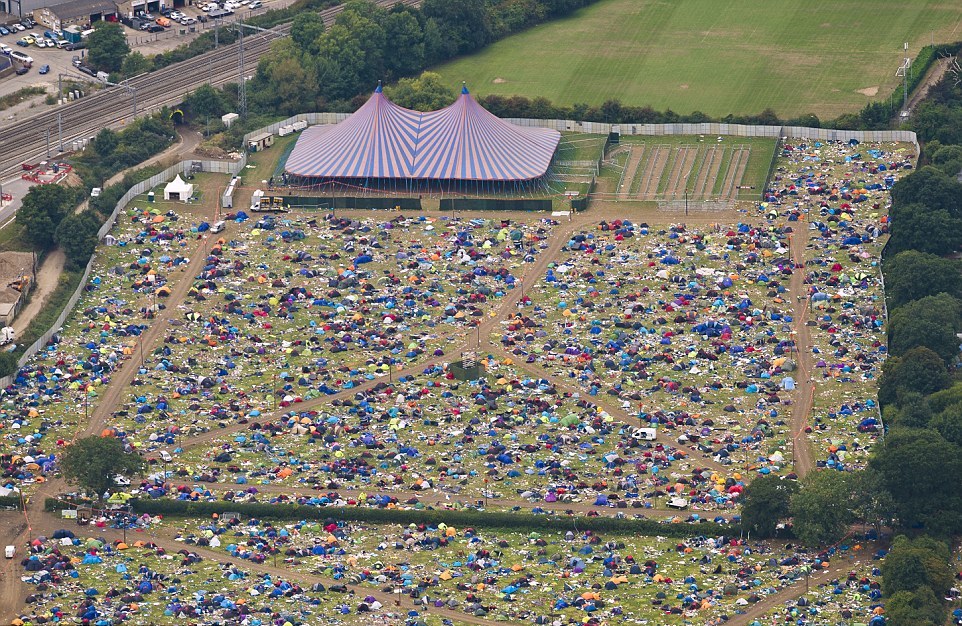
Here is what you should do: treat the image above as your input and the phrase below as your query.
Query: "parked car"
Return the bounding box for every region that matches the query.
[145,24,164,33]
[9,50,32,65]
[249,1,262,8]
[72,55,81,66]
[78,64,96,76]
[38,64,48,74]
[0,26,10,36]
[15,66,28,75]
[0,44,10,55]
[64,42,85,51]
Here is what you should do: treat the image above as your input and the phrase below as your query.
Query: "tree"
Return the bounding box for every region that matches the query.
[120,51,152,78]
[16,184,79,250]
[848,470,895,537]
[86,22,130,73]
[930,404,962,446]
[890,165,962,218]
[926,382,962,414]
[889,293,962,361]
[789,470,853,547]
[882,536,953,598]
[315,22,381,101]
[290,11,325,54]
[869,429,962,534]
[385,72,455,111]
[884,250,962,309]
[55,212,101,270]
[882,392,933,429]
[92,128,119,158]
[886,205,962,257]
[877,347,950,407]
[928,143,962,178]
[0,351,18,378]
[381,10,425,79]
[60,435,144,499]
[253,53,319,116]
[884,589,946,626]
[739,474,797,538]
[186,84,227,121]
[421,0,490,57]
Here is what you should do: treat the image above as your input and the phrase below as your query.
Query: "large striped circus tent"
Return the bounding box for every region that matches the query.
[284,84,561,186]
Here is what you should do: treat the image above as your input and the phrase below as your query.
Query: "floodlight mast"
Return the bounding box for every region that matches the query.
[895,42,911,114]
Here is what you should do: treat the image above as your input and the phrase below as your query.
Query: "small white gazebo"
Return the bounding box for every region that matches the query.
[163,175,194,201]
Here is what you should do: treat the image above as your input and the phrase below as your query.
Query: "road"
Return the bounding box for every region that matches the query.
[0,0,420,180]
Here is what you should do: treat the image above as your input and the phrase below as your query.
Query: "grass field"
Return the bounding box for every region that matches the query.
[435,0,962,119]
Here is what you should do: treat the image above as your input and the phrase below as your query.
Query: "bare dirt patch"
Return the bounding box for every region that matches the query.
[856,86,879,97]
[679,84,689,89]
[493,77,507,84]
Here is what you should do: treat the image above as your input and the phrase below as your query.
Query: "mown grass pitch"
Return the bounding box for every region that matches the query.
[434,0,962,119]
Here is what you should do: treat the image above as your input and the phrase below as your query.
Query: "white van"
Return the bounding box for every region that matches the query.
[10,50,32,65]
[210,220,225,233]
[632,427,657,441]
[5,545,15,558]
[159,450,173,462]
[667,497,689,510]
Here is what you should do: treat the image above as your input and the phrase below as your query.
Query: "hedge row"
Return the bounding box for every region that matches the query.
[0,495,22,510]
[128,499,740,538]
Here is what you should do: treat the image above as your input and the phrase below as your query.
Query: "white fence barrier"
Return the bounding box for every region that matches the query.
[246,114,919,161]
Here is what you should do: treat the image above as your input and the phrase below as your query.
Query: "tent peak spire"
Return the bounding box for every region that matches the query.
[461,81,469,95]
[375,80,383,93]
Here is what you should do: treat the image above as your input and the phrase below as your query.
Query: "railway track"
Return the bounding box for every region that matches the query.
[0,0,419,179]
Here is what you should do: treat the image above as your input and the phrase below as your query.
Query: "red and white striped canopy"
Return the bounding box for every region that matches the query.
[285,85,560,182]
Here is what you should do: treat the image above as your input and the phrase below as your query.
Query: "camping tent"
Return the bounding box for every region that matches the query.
[163,175,194,201]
